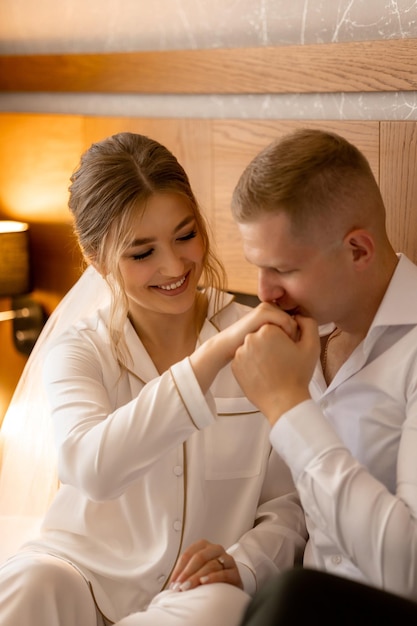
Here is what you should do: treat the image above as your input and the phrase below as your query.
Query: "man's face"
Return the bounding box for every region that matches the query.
[238,212,349,326]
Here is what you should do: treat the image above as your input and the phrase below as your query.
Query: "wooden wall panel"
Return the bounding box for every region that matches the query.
[212,119,380,294]
[380,121,417,264]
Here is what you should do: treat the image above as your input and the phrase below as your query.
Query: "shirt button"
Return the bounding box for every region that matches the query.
[157,574,166,584]
[173,520,182,531]
[331,554,342,565]
[173,465,183,476]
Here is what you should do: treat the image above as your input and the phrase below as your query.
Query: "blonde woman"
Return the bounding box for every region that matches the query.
[0,132,306,626]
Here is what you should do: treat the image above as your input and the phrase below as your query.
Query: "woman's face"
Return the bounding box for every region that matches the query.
[118,192,205,319]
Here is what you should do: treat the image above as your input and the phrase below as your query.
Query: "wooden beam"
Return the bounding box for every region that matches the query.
[1,39,416,94]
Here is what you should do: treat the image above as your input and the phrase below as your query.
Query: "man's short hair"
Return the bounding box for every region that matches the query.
[231,128,385,240]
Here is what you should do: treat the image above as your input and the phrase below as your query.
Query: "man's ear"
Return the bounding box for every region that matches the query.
[343,229,375,269]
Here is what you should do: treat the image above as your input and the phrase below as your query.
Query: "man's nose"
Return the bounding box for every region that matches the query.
[258,270,284,303]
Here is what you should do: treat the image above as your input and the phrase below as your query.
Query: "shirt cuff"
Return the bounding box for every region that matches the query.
[269,399,343,482]
[236,562,257,596]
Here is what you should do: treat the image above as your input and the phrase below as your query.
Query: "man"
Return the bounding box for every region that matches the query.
[230,128,417,622]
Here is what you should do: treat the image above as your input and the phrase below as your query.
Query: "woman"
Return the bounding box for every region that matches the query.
[0,133,306,625]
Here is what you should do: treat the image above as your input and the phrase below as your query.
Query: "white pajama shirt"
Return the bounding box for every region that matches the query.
[20,291,306,623]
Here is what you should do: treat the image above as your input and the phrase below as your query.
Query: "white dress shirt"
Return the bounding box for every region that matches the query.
[271,253,417,600]
[23,290,306,623]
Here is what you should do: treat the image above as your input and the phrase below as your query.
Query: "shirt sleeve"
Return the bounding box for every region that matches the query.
[43,336,215,501]
[271,399,417,599]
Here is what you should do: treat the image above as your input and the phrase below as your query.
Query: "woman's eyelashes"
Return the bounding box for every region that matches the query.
[132,248,153,261]
[130,230,198,261]
[177,229,197,242]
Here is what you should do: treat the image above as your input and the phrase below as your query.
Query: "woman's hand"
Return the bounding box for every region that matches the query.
[220,302,300,360]
[169,539,243,592]
[190,302,299,394]
[232,314,320,424]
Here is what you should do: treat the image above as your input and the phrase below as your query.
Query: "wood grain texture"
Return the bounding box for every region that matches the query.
[380,121,417,263]
[1,39,416,94]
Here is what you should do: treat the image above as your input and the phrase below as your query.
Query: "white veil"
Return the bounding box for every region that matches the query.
[0,266,111,559]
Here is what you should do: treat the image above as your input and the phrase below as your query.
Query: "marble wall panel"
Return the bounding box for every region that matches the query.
[1,0,416,52]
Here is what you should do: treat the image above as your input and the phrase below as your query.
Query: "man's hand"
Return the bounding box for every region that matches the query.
[232,315,320,425]
[190,302,299,395]
[169,539,243,592]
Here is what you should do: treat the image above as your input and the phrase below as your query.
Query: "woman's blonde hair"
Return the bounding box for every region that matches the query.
[69,132,226,363]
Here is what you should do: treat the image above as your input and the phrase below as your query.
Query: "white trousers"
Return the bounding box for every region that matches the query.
[0,552,251,625]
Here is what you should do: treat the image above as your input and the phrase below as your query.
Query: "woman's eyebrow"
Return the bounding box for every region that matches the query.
[174,215,195,232]
[129,216,195,247]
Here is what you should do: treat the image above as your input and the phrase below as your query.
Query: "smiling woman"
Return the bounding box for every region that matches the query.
[117,192,207,371]
[0,131,307,626]
[119,195,203,303]
[66,132,227,368]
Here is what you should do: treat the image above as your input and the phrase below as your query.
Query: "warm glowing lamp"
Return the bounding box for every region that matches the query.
[0,220,46,354]
[0,220,31,295]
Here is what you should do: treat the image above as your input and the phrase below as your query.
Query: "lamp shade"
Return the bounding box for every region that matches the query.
[0,221,31,297]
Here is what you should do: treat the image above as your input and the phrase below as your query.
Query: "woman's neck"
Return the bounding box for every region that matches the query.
[129,292,208,373]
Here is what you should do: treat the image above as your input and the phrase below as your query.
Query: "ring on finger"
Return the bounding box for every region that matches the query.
[217,556,226,569]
